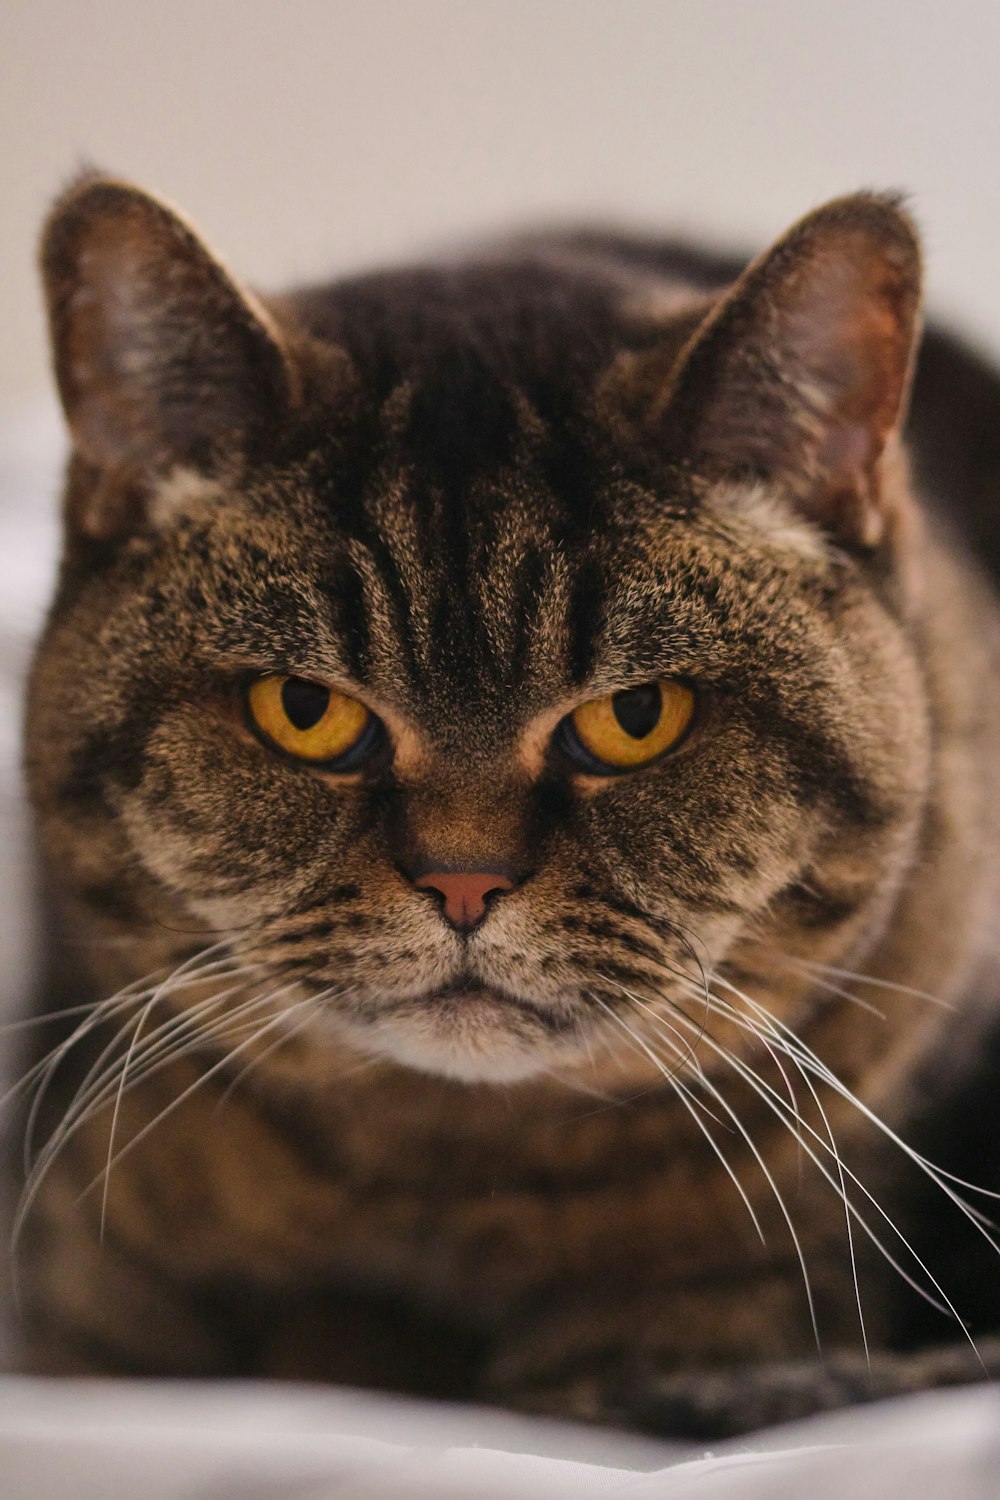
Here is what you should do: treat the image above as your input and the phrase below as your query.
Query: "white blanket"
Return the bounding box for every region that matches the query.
[0,1379,997,1499]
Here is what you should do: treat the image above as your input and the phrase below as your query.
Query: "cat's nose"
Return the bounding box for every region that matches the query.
[412,866,517,933]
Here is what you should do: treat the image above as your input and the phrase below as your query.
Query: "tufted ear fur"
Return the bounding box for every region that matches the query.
[40,174,296,536]
[655,194,923,549]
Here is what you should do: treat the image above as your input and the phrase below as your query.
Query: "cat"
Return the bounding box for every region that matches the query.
[8,171,1000,1438]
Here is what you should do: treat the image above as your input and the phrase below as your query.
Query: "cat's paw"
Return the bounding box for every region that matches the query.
[613,1340,1000,1439]
[611,1352,877,1438]
[484,1351,871,1436]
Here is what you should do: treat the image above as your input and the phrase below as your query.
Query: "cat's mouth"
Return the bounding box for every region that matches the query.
[424,979,576,1034]
[347,975,584,1083]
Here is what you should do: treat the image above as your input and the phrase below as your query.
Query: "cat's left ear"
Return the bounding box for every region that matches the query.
[655,194,922,549]
[40,173,297,530]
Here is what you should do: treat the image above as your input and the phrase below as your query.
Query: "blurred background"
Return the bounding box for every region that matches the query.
[4,0,1000,407]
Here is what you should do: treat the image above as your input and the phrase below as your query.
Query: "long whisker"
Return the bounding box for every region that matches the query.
[15,984,295,1253]
[23,959,264,1179]
[75,984,319,1208]
[7,993,138,1160]
[591,995,766,1245]
[592,978,727,1129]
[717,973,1000,1230]
[13,993,241,1255]
[782,956,955,1010]
[784,966,887,1020]
[0,999,154,1037]
[683,984,959,1326]
[787,1045,870,1368]
[99,990,161,1242]
[595,980,821,1349]
[87,974,272,1243]
[18,969,183,1172]
[612,969,975,1332]
[13,954,269,1252]
[54,965,266,1145]
[738,968,1000,1205]
[213,984,352,1109]
[652,973,981,1347]
[17,938,245,1148]
[679,981,870,1365]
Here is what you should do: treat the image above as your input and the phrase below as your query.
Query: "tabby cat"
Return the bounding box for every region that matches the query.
[10,174,1000,1436]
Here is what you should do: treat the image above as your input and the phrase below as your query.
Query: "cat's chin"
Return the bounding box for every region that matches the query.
[353,984,582,1085]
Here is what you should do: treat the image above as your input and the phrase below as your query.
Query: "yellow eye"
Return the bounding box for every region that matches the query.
[564,680,695,772]
[246,675,377,767]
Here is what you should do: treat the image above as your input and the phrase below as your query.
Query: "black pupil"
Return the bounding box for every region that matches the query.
[612,684,662,739]
[281,678,331,731]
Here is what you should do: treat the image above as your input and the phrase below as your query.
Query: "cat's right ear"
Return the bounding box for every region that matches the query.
[40,174,296,537]
[610,194,922,552]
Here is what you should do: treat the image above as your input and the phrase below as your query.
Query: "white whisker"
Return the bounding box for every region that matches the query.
[690,981,871,1365]
[213,984,350,1108]
[592,995,766,1246]
[658,974,980,1345]
[717,973,1000,1232]
[611,971,978,1337]
[13,947,269,1254]
[782,956,953,1011]
[99,991,159,1243]
[595,980,821,1349]
[590,989,724,1127]
[24,962,264,1182]
[74,983,317,1210]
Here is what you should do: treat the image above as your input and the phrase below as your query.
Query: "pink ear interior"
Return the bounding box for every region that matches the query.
[662,196,922,545]
[41,176,292,473]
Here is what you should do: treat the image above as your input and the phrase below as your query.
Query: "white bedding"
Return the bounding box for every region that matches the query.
[0,1379,997,1499]
[1,404,997,1497]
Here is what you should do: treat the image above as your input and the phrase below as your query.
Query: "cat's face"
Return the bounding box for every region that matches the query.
[28,178,929,1084]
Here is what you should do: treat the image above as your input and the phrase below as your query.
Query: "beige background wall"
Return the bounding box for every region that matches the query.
[3,0,1000,407]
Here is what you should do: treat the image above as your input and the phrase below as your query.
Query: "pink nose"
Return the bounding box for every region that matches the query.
[413,868,516,932]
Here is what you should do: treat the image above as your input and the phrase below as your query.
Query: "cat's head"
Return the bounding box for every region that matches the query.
[28,176,928,1085]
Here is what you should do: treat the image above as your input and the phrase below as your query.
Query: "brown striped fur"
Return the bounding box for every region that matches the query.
[9,176,1000,1435]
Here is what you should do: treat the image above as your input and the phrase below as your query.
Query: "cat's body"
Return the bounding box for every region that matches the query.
[9,179,1000,1435]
